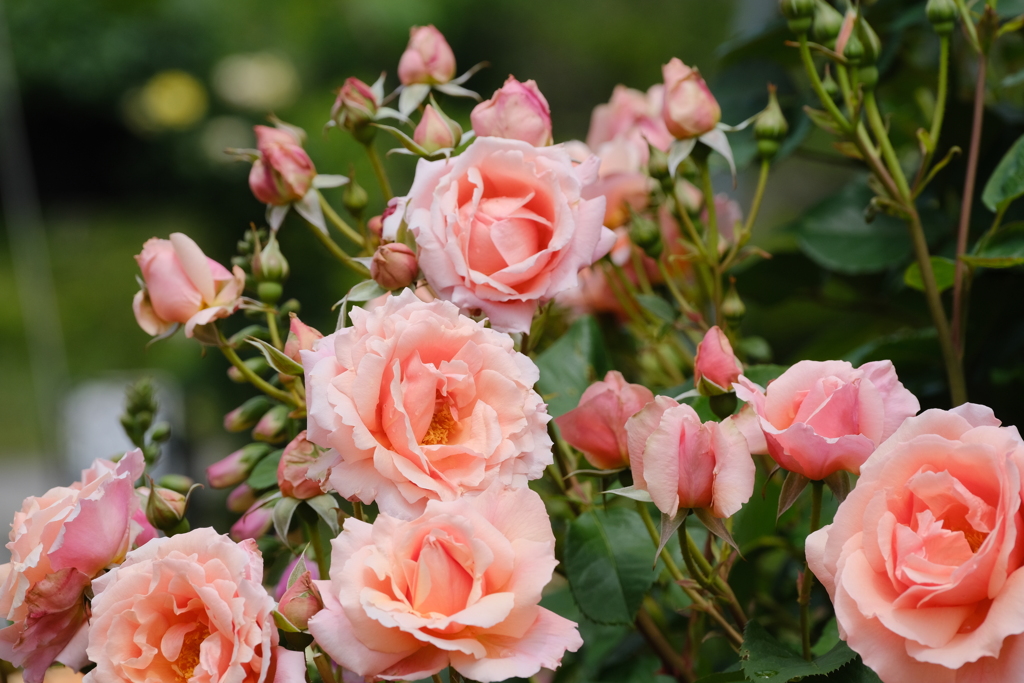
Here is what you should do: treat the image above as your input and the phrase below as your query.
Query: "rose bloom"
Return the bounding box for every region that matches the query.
[393,136,614,333]
[84,528,280,683]
[735,360,920,481]
[627,396,753,518]
[471,76,553,147]
[302,290,553,518]
[308,485,582,682]
[0,450,146,683]
[807,405,1024,683]
[554,371,654,470]
[397,25,456,85]
[661,58,721,140]
[133,233,245,338]
[249,125,316,206]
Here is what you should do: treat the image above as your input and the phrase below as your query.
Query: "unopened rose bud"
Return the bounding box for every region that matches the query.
[284,314,324,364]
[371,243,418,290]
[780,0,816,32]
[629,213,663,260]
[145,486,192,536]
[224,396,273,432]
[227,483,258,513]
[822,66,841,101]
[367,215,384,239]
[278,571,324,631]
[277,431,324,500]
[156,473,194,494]
[252,404,290,443]
[207,442,273,489]
[661,58,721,140]
[855,16,882,68]
[840,16,864,65]
[414,105,459,152]
[331,78,379,142]
[754,85,788,160]
[694,326,743,397]
[648,146,670,180]
[149,421,171,443]
[470,77,553,147]
[230,500,274,541]
[249,125,316,206]
[927,0,957,34]
[253,233,290,285]
[398,25,456,86]
[342,175,369,217]
[812,0,844,46]
[722,280,746,327]
[228,356,271,383]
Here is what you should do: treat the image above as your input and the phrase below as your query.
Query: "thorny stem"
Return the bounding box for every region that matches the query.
[365,142,394,202]
[799,481,824,660]
[952,51,988,362]
[318,193,365,248]
[303,219,371,277]
[218,334,299,407]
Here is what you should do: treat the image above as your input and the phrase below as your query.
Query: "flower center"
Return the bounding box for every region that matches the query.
[943,517,988,553]
[173,624,210,682]
[421,402,456,446]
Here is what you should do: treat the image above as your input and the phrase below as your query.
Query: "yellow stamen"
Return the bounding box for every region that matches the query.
[173,624,210,682]
[421,403,456,446]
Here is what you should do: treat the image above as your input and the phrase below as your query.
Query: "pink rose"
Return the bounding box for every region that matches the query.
[0,450,146,683]
[694,326,742,395]
[397,25,456,85]
[806,405,1024,683]
[331,77,379,132]
[626,396,753,518]
[133,233,246,338]
[735,360,920,481]
[397,136,614,333]
[587,84,673,156]
[370,242,418,291]
[302,290,553,518]
[277,571,323,631]
[84,528,279,683]
[277,431,325,500]
[308,485,582,682]
[414,105,457,152]
[471,76,553,147]
[661,58,721,140]
[284,315,324,364]
[249,125,316,206]
[554,371,654,470]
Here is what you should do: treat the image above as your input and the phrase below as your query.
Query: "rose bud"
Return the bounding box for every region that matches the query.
[227,482,258,513]
[470,76,553,147]
[277,431,324,500]
[277,571,324,631]
[156,473,194,494]
[274,556,321,600]
[694,326,743,397]
[331,77,379,133]
[248,124,316,206]
[144,485,192,536]
[223,395,273,432]
[414,104,458,153]
[228,355,270,383]
[284,314,324,364]
[230,500,274,541]
[207,442,273,489]
[554,371,654,470]
[661,58,721,140]
[397,25,456,85]
[252,404,291,443]
[367,214,384,239]
[370,242,418,291]
[627,396,754,518]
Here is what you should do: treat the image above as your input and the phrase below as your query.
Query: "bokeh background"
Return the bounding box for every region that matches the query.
[4,0,1024,559]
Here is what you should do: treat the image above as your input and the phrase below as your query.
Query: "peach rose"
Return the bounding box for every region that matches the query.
[471,76,553,147]
[308,485,582,682]
[734,360,920,481]
[302,290,553,518]
[587,84,673,157]
[661,58,721,140]
[626,396,753,518]
[133,233,246,338]
[84,528,278,683]
[397,25,456,86]
[554,371,654,470]
[249,125,315,206]
[392,136,614,333]
[806,405,1024,683]
[0,450,146,683]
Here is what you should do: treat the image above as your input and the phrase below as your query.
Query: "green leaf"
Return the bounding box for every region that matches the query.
[982,134,1024,212]
[903,256,955,293]
[961,222,1024,268]
[247,337,304,376]
[795,180,914,275]
[247,449,284,490]
[693,672,746,683]
[822,657,883,682]
[273,496,300,543]
[564,507,656,625]
[740,621,858,683]
[635,293,677,323]
[306,494,341,535]
[536,315,612,418]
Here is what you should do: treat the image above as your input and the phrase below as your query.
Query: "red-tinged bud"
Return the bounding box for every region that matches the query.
[252,404,290,443]
[661,58,721,140]
[230,500,273,541]
[371,243,418,291]
[470,76,553,147]
[248,125,315,206]
[277,431,324,500]
[207,442,273,489]
[277,571,324,630]
[284,314,324,364]
[694,326,743,397]
[414,104,458,153]
[145,486,194,536]
[331,77,379,132]
[223,396,273,432]
[367,215,384,239]
[227,483,257,513]
[397,25,456,86]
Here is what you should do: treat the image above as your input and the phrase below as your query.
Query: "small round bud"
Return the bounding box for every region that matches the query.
[149,421,171,443]
[367,215,384,239]
[156,473,195,494]
[722,280,746,327]
[228,356,270,383]
[257,281,283,304]
[252,404,291,444]
[843,29,864,65]
[812,0,844,47]
[855,16,882,67]
[629,213,663,259]
[754,85,788,161]
[648,146,670,180]
[822,66,841,100]
[223,396,273,433]
[858,66,879,90]
[342,176,369,217]
[371,243,418,290]
[780,0,816,31]
[253,234,289,284]
[279,298,301,316]
[927,0,957,34]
